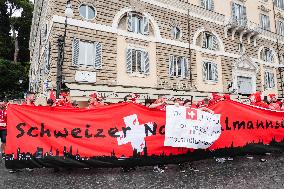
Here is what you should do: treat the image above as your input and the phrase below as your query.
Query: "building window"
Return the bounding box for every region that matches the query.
[237,76,253,95]
[126,48,150,74]
[238,43,245,54]
[169,55,188,78]
[72,38,102,69]
[261,47,274,63]
[264,71,275,89]
[260,14,270,31]
[199,32,218,50]
[275,0,284,10]
[203,61,218,82]
[79,4,96,20]
[44,43,50,74]
[201,0,214,11]
[277,19,284,36]
[232,3,247,26]
[127,12,149,35]
[171,26,181,40]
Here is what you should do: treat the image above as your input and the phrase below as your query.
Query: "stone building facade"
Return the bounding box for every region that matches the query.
[29,0,284,104]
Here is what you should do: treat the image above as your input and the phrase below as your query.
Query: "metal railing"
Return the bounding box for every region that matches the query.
[154,0,226,23]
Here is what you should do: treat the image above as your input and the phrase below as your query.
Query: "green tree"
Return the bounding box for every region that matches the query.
[0,59,30,100]
[0,0,33,99]
[0,0,13,60]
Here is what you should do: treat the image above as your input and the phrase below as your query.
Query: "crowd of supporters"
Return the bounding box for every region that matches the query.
[0,90,283,173]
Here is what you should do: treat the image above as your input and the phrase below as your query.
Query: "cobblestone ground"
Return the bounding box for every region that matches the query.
[0,153,283,189]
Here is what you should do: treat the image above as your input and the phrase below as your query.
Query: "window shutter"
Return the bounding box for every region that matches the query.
[213,63,218,82]
[181,57,188,78]
[169,55,175,76]
[198,34,204,47]
[142,51,150,74]
[126,48,132,73]
[202,32,207,48]
[270,73,275,88]
[267,16,271,30]
[94,42,102,69]
[264,72,269,89]
[232,2,236,20]
[277,20,280,34]
[212,35,218,50]
[261,48,265,61]
[72,38,80,66]
[142,16,149,35]
[201,0,205,7]
[242,6,247,26]
[44,43,50,74]
[208,34,213,50]
[210,0,214,11]
[127,12,133,32]
[203,62,207,81]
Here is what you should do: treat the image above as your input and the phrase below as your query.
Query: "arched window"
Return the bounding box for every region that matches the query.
[197,32,219,50]
[79,4,96,20]
[260,47,274,63]
[127,12,149,35]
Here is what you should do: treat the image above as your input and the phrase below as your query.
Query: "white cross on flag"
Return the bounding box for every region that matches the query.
[186,108,197,120]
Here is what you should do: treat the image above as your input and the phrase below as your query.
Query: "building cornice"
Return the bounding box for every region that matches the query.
[52,15,281,68]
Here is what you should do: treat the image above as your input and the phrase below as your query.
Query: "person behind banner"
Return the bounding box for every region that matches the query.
[268,94,281,111]
[149,95,167,111]
[173,98,183,107]
[249,92,269,109]
[47,99,54,107]
[208,93,225,106]
[281,99,284,111]
[184,98,214,114]
[130,93,140,103]
[55,91,73,107]
[22,92,36,106]
[88,92,105,109]
[0,102,7,154]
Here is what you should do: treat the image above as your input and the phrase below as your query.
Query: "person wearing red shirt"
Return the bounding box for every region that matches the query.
[88,92,105,109]
[249,92,269,109]
[0,102,7,154]
[55,91,73,107]
[149,95,167,111]
[268,94,281,111]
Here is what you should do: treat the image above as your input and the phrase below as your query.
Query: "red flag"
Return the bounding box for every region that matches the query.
[49,89,56,101]
[186,108,197,120]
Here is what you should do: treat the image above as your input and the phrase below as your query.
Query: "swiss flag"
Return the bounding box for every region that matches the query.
[186,108,197,120]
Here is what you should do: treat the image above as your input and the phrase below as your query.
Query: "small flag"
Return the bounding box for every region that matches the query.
[186,108,197,120]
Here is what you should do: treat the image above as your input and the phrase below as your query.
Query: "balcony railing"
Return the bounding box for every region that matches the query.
[153,0,226,23]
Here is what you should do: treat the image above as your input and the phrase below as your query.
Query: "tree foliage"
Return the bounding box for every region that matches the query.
[0,0,33,100]
[0,59,30,100]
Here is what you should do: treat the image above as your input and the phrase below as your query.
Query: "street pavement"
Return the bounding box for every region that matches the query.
[0,153,283,189]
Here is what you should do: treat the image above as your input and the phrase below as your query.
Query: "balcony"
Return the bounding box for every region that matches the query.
[150,0,225,23]
[224,17,260,45]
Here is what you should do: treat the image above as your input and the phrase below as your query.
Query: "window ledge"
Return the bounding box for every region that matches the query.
[203,80,218,85]
[129,72,148,78]
[70,65,101,71]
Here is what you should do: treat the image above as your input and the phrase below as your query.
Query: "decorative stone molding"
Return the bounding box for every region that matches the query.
[128,0,146,13]
[125,38,149,47]
[233,55,259,73]
[276,12,284,20]
[258,5,270,12]
[201,53,218,60]
[169,19,181,28]
[78,0,95,5]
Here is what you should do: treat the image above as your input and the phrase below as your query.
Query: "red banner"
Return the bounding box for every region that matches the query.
[4,100,284,168]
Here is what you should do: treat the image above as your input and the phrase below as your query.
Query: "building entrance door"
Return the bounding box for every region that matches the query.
[237,76,253,95]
